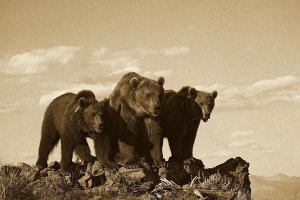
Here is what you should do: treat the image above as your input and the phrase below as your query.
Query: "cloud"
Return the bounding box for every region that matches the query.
[89,50,141,76]
[39,82,116,106]
[293,151,300,158]
[0,45,184,78]
[195,75,300,111]
[261,147,278,154]
[0,104,17,114]
[228,130,278,154]
[201,150,232,158]
[229,139,256,148]
[143,69,173,78]
[230,130,257,138]
[0,46,81,75]
[161,47,190,57]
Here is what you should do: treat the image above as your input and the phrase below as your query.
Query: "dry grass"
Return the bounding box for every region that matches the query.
[0,164,35,200]
[198,171,240,192]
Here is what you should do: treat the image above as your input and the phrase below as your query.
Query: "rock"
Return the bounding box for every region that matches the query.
[19,164,39,182]
[78,173,92,188]
[92,187,100,196]
[182,184,190,190]
[105,178,114,186]
[48,161,60,170]
[205,157,250,190]
[200,157,251,199]
[184,158,205,177]
[193,189,205,198]
[65,175,72,185]
[39,168,48,176]
[78,171,106,188]
[92,161,104,176]
[17,162,31,168]
[140,181,154,191]
[87,178,93,188]
[0,165,21,175]
[91,173,106,187]
[118,167,148,181]
[47,170,65,184]
[86,162,93,174]
[158,162,188,185]
[27,179,40,188]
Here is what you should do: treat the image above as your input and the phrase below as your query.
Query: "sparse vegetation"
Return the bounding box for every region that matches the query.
[198,171,240,191]
[0,157,251,199]
[0,164,34,200]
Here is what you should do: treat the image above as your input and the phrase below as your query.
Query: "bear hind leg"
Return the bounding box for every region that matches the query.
[36,123,60,169]
[168,135,183,163]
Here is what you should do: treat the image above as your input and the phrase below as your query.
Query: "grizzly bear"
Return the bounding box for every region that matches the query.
[160,86,217,164]
[107,72,165,168]
[36,90,110,171]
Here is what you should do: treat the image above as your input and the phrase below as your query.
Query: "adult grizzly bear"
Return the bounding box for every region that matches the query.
[160,86,217,164]
[108,72,165,168]
[36,90,110,171]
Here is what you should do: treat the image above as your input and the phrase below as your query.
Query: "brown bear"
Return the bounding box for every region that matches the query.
[36,90,110,171]
[107,72,165,168]
[160,86,217,164]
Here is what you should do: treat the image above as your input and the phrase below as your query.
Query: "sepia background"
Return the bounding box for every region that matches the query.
[0,0,299,178]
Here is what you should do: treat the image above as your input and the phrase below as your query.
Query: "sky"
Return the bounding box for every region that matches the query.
[0,0,299,176]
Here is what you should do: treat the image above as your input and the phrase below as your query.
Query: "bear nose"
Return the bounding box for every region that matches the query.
[203,113,210,119]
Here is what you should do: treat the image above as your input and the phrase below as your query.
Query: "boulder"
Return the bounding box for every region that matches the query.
[48,161,60,170]
[118,167,148,181]
[158,162,188,185]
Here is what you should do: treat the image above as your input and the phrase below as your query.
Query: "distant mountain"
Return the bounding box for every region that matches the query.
[251,173,300,200]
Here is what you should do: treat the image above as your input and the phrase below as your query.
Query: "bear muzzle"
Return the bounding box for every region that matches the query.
[202,113,210,122]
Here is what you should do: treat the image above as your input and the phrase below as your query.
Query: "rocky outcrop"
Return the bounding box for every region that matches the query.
[0,157,251,200]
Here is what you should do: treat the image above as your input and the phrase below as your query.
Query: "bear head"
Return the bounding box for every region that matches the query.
[194,90,218,122]
[76,94,106,134]
[130,76,165,117]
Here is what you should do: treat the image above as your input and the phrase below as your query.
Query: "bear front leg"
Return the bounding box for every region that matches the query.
[93,134,117,169]
[115,140,139,168]
[183,120,200,161]
[74,138,96,163]
[143,117,165,167]
[60,138,75,172]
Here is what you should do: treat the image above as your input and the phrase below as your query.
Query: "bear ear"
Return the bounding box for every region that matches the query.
[100,98,109,108]
[130,77,140,88]
[79,97,89,108]
[212,91,218,99]
[188,87,197,99]
[158,77,165,86]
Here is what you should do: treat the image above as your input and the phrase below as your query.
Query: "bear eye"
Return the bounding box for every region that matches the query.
[146,93,151,98]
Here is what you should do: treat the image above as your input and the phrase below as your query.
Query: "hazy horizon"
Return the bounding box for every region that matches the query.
[0,0,299,176]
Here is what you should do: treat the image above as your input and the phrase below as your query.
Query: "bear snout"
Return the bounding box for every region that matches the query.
[153,106,161,113]
[203,113,211,121]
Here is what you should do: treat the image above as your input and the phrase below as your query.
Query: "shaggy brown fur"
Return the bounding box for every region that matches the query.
[160,86,217,163]
[36,90,106,171]
[108,72,165,168]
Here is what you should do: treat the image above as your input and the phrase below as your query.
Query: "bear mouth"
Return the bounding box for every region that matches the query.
[92,127,103,134]
[151,112,160,117]
[202,118,209,122]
